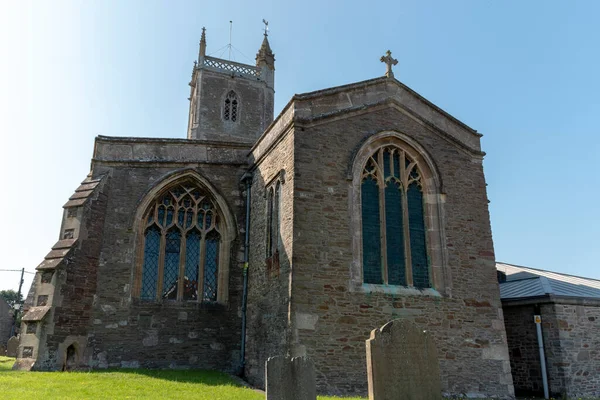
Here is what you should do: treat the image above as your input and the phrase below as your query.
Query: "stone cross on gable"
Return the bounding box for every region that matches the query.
[380,50,398,79]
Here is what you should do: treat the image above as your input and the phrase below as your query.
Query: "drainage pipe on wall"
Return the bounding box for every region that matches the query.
[239,172,253,375]
[534,314,550,399]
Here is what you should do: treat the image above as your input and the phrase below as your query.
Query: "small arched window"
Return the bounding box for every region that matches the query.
[361,145,430,288]
[139,181,223,302]
[223,91,239,122]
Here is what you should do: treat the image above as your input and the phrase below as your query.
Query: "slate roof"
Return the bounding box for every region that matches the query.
[497,262,600,301]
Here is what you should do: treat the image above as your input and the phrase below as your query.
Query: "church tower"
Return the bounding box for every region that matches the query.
[187,28,275,144]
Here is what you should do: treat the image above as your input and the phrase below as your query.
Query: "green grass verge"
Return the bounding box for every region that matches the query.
[0,357,364,400]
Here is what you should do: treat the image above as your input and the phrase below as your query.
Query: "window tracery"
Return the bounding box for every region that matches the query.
[139,181,222,302]
[223,91,239,122]
[361,145,430,288]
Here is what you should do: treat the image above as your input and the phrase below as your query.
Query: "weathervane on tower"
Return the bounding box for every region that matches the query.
[380,50,398,79]
[262,19,269,36]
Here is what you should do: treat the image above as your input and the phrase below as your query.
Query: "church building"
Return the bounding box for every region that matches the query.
[15,28,515,397]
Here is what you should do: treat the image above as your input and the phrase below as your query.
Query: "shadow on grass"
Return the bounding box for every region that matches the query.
[83,368,249,387]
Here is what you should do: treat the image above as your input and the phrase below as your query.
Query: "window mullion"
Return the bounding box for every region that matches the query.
[377,149,388,284]
[156,231,167,301]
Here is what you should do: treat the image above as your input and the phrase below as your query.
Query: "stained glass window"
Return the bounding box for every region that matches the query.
[140,181,223,302]
[360,146,430,288]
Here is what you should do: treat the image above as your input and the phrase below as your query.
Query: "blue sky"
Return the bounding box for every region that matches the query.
[1,1,598,293]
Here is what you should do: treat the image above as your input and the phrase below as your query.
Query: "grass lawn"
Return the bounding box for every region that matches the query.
[0,357,364,400]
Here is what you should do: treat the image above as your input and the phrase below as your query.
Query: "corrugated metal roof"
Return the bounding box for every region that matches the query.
[497,262,600,300]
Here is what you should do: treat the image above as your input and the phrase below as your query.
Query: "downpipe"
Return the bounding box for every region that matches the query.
[239,172,252,376]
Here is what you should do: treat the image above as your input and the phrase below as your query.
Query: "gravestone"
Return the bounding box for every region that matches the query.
[6,336,19,357]
[366,319,442,400]
[0,344,5,356]
[265,355,316,400]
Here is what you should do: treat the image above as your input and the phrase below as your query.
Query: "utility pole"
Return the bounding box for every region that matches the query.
[17,267,24,304]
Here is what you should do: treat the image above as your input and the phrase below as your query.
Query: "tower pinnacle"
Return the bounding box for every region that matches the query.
[198,27,207,60]
[256,27,275,71]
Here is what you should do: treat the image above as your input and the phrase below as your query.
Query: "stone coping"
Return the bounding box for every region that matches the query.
[250,76,484,168]
[22,306,51,322]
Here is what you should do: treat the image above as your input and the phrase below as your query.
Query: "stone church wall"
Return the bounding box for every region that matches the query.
[503,304,544,396]
[289,107,513,397]
[540,302,600,398]
[245,128,295,388]
[19,137,250,372]
[31,175,109,369]
[86,145,248,371]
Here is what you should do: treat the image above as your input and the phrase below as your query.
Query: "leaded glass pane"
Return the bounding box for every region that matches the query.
[203,232,220,302]
[141,226,160,300]
[197,210,204,229]
[205,211,212,229]
[408,183,429,288]
[166,207,174,226]
[224,98,230,120]
[157,206,165,227]
[177,208,185,227]
[140,180,224,302]
[232,100,238,122]
[162,229,181,299]
[383,150,391,178]
[385,180,406,285]
[362,177,382,284]
[184,230,201,301]
[361,145,429,288]
[393,152,400,179]
[185,209,193,229]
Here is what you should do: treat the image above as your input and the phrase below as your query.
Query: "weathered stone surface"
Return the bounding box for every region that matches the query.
[7,336,18,357]
[504,302,600,399]
[283,104,513,397]
[366,320,441,400]
[266,356,316,400]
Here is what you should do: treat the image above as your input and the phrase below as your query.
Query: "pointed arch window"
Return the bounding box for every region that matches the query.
[266,181,281,258]
[361,145,430,288]
[223,91,239,122]
[139,181,223,302]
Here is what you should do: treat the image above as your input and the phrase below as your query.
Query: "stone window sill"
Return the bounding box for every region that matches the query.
[132,299,227,311]
[352,283,442,297]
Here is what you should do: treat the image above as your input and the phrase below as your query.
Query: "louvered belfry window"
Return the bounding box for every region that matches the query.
[140,181,221,301]
[361,145,430,288]
[223,91,239,122]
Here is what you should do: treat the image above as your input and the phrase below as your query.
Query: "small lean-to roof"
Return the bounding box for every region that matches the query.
[497,262,600,301]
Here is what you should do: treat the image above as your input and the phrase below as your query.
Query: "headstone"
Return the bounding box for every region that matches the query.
[6,336,19,357]
[0,344,5,356]
[265,355,316,400]
[366,319,442,400]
